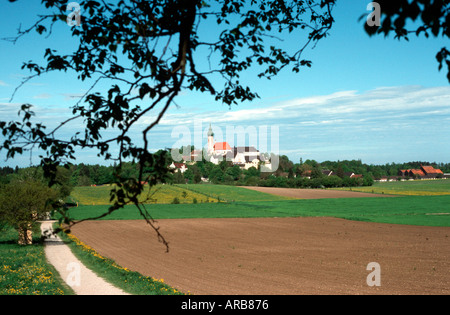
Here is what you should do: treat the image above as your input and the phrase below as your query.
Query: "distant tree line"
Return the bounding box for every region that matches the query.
[1,153,449,189]
[174,156,450,188]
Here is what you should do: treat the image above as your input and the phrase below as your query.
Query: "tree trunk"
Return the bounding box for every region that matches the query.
[18,224,33,245]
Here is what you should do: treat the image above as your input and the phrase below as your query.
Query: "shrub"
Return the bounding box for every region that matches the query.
[244,176,260,186]
[0,179,56,245]
[274,176,288,188]
[322,175,343,188]
[363,176,374,186]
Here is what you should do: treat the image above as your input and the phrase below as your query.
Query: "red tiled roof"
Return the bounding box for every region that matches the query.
[214,142,231,151]
[409,169,425,176]
[421,165,443,174]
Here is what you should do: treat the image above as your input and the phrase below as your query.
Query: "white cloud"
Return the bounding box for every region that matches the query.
[61,93,85,100]
[0,80,9,87]
[150,85,450,128]
[33,93,52,99]
[0,103,22,118]
[3,85,449,134]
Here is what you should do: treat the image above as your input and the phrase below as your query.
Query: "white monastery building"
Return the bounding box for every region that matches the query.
[183,124,269,170]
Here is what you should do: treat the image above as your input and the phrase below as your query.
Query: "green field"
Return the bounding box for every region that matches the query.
[64,195,450,227]
[70,184,220,205]
[335,179,450,196]
[62,182,450,227]
[69,183,291,205]
[175,184,292,202]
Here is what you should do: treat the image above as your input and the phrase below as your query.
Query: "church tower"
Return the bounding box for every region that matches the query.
[207,124,214,154]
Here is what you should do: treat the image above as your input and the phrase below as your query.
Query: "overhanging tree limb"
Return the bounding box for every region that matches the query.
[363,0,450,83]
[1,0,337,251]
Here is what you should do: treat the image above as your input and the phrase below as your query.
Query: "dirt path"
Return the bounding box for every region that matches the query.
[70,217,450,295]
[241,186,395,199]
[40,221,129,295]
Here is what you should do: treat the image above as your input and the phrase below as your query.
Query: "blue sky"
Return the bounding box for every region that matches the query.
[1,1,449,168]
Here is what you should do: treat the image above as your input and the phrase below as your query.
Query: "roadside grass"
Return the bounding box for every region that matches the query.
[56,225,186,295]
[334,179,450,196]
[63,195,450,227]
[70,184,215,206]
[0,224,74,295]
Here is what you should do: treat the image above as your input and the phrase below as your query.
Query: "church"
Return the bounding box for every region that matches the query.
[190,124,264,170]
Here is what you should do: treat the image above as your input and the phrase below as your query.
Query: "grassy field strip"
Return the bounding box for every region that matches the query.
[64,195,450,227]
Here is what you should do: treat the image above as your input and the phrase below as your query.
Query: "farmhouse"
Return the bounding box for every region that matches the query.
[398,165,444,179]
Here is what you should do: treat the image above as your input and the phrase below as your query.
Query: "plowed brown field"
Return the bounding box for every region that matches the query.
[71,217,450,295]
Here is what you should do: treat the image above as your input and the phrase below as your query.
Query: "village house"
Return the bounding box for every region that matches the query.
[377,176,397,182]
[302,170,312,178]
[343,172,364,179]
[169,162,187,173]
[322,170,333,176]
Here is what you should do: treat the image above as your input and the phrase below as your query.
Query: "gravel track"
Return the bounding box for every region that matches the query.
[40,221,129,295]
